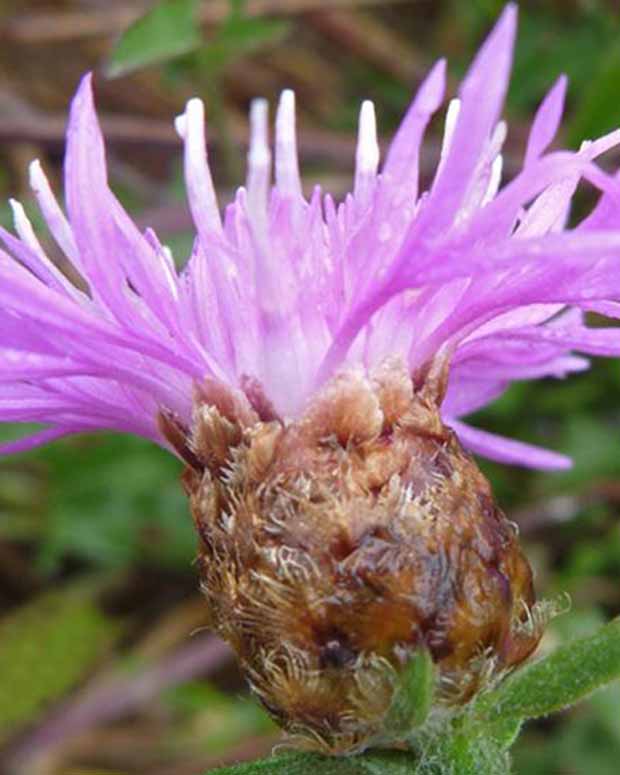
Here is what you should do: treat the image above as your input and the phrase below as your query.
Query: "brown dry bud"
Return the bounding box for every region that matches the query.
[162,358,544,754]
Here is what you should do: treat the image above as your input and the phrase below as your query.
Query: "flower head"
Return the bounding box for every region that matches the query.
[3,4,619,752]
[1,3,619,469]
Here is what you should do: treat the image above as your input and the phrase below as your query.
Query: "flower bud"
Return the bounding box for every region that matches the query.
[163,359,544,754]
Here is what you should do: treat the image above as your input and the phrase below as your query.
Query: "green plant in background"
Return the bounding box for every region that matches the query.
[0,428,194,572]
[108,0,290,178]
[0,583,120,744]
[106,0,204,78]
[107,0,290,79]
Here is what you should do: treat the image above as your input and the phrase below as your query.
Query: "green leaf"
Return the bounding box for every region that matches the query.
[207,738,511,775]
[485,717,523,751]
[0,583,119,740]
[107,0,201,78]
[208,750,415,775]
[385,648,435,735]
[424,731,511,775]
[512,681,620,775]
[476,617,620,723]
[0,431,195,574]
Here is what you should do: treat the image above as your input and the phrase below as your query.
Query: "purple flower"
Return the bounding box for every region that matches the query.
[1,3,619,469]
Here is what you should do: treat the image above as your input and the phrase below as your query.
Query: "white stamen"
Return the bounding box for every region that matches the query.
[158,245,180,301]
[161,244,175,268]
[583,128,620,159]
[439,98,461,161]
[481,154,503,205]
[143,228,179,302]
[275,89,302,199]
[516,137,594,238]
[354,100,379,201]
[355,100,379,174]
[456,120,507,222]
[516,175,579,238]
[174,114,187,138]
[181,98,222,235]
[248,99,271,170]
[10,198,45,255]
[28,159,80,266]
[246,98,271,216]
[432,98,462,186]
[490,120,508,155]
[9,197,84,301]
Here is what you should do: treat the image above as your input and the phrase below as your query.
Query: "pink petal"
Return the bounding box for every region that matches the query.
[448,419,573,470]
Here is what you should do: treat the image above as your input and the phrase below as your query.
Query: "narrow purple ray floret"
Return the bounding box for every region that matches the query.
[2,4,620,469]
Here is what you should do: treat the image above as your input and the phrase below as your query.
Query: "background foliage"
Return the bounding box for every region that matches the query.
[1,1,620,773]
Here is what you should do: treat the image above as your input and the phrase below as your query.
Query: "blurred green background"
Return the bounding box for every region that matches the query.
[1,1,620,773]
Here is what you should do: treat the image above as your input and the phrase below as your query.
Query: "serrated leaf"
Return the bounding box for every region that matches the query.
[385,648,435,735]
[106,0,201,78]
[476,617,620,724]
[0,583,119,740]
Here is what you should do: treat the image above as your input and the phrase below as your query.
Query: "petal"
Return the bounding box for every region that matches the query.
[524,75,568,166]
[0,427,78,455]
[443,377,507,417]
[382,58,446,199]
[412,4,517,238]
[448,419,573,470]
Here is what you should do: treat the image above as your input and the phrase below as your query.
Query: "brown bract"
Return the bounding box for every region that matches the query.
[160,358,543,754]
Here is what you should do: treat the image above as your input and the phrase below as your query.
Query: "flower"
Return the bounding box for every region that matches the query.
[1,3,619,469]
[2,2,620,754]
